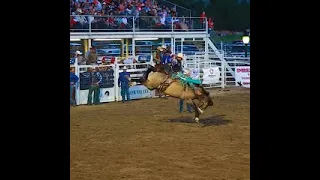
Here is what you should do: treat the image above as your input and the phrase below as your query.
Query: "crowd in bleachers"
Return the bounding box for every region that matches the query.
[70,0,205,31]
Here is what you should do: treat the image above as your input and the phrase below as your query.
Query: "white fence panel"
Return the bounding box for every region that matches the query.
[72,62,156,105]
[183,53,250,88]
[116,63,155,101]
[75,64,117,105]
[223,57,250,87]
[183,52,224,88]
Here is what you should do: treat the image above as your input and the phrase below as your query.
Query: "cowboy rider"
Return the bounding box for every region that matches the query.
[172,53,193,113]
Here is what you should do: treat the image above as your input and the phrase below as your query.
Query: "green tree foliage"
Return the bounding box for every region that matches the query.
[167,0,250,31]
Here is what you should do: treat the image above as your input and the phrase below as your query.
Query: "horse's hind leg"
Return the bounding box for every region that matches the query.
[192,100,200,123]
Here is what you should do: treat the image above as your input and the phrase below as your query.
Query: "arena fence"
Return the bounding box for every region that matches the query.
[72,59,155,105]
[183,53,250,88]
[71,54,250,105]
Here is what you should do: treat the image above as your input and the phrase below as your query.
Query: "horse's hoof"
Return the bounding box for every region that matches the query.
[195,118,200,123]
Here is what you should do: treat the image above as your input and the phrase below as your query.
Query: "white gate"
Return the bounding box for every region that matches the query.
[183,52,225,88]
[183,52,250,88]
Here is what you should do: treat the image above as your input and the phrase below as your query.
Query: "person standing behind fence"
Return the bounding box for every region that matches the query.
[70,68,79,106]
[87,67,102,105]
[118,66,131,103]
[161,46,173,75]
[208,18,214,34]
[86,47,98,65]
[70,50,82,65]
[153,46,162,64]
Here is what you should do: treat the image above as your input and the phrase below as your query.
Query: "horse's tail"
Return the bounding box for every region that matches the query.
[200,86,210,96]
[200,86,213,106]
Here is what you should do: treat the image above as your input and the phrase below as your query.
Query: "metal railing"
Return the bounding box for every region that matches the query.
[70,15,207,33]
[223,57,250,87]
[156,0,192,17]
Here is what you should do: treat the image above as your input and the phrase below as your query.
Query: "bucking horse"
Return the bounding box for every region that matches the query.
[139,64,214,123]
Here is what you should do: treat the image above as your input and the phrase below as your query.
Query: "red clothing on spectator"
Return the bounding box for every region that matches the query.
[104,0,111,5]
[70,18,77,28]
[208,18,214,29]
[108,17,114,24]
[110,57,115,64]
[102,56,107,63]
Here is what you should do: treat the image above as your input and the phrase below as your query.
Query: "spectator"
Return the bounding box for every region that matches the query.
[120,17,128,29]
[200,11,206,28]
[86,47,98,65]
[71,50,83,65]
[76,51,86,65]
[70,0,200,34]
[70,68,79,106]
[110,56,116,64]
[161,47,172,65]
[118,66,131,103]
[87,67,103,105]
[73,8,89,30]
[153,46,162,64]
[208,17,214,34]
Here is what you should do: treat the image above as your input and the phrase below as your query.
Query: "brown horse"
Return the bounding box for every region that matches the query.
[154,63,171,98]
[140,65,213,123]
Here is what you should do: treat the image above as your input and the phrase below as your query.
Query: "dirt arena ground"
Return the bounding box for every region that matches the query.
[70,87,250,180]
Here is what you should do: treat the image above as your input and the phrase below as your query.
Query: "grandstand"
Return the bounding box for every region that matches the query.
[70,0,225,60]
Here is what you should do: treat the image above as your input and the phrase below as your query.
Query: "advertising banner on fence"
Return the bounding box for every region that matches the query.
[118,85,153,101]
[79,88,115,105]
[100,88,116,102]
[202,67,220,84]
[235,66,250,88]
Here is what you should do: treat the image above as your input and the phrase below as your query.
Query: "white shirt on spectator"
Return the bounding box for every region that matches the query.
[122,17,128,25]
[75,15,87,24]
[160,16,166,25]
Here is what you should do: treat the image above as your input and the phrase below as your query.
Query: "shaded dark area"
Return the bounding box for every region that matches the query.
[168,114,231,126]
[79,70,115,90]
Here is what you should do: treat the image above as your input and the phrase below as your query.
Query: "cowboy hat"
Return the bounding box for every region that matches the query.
[75,50,82,55]
[122,66,127,70]
[176,53,184,59]
[161,45,167,49]
[76,8,83,13]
